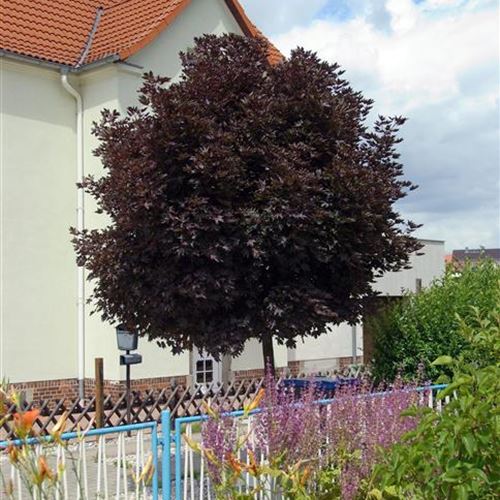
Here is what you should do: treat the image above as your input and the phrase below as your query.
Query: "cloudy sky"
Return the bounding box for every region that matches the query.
[241,0,499,251]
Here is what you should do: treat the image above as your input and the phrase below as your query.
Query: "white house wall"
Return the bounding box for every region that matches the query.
[77,66,133,383]
[230,338,288,373]
[374,239,445,296]
[288,323,363,371]
[0,60,78,383]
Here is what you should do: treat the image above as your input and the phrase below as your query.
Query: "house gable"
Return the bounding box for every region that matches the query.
[126,0,244,81]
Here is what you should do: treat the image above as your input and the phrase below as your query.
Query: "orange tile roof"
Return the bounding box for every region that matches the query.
[0,0,283,68]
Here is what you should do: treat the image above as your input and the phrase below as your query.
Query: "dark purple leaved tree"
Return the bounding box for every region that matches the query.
[72,33,421,372]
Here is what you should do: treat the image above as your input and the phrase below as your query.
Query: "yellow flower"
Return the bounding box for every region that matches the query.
[203,448,219,465]
[245,388,265,414]
[247,449,260,476]
[201,401,217,419]
[50,411,69,441]
[51,410,69,434]
[136,455,154,484]
[183,433,201,453]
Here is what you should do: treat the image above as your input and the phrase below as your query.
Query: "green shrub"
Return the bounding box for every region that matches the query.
[367,305,500,499]
[369,259,500,382]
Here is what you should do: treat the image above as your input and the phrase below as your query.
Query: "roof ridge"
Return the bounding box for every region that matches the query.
[103,0,158,12]
[76,6,104,67]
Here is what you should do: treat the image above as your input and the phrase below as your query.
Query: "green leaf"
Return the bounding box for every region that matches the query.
[400,407,418,417]
[368,488,383,500]
[462,434,476,456]
[432,355,453,366]
[383,485,402,499]
[435,374,451,384]
[455,484,469,500]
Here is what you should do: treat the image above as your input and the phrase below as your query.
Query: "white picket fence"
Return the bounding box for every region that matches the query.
[0,423,159,500]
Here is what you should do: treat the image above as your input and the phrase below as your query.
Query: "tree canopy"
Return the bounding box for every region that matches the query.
[73,33,420,360]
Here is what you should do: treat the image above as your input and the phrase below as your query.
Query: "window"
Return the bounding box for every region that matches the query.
[194,355,216,384]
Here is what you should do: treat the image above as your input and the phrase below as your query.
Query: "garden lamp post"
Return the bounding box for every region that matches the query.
[116,324,142,430]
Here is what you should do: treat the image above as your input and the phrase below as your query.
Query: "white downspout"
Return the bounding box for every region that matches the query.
[351,324,357,364]
[61,71,85,399]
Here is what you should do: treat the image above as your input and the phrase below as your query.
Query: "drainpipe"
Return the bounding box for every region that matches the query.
[61,71,85,399]
[351,324,357,364]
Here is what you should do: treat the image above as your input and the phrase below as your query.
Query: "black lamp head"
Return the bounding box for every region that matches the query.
[115,324,138,351]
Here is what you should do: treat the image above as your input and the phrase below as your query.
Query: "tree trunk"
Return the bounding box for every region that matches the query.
[262,335,276,376]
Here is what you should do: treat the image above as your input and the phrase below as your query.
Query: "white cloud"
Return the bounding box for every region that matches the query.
[239,0,329,35]
[270,1,499,250]
[385,0,419,33]
[423,0,465,8]
[273,6,497,112]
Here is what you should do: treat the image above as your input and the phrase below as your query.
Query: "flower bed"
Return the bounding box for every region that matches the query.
[186,375,426,499]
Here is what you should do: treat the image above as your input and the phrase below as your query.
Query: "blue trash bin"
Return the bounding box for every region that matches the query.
[282,377,358,398]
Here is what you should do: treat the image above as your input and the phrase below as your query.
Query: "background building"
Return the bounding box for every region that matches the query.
[451,248,500,265]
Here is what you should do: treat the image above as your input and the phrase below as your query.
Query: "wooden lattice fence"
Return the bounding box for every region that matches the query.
[0,378,265,440]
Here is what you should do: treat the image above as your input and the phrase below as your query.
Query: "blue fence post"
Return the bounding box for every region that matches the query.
[151,421,159,500]
[175,417,183,500]
[161,410,171,500]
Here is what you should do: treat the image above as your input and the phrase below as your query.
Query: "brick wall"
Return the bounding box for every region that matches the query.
[84,375,187,399]
[287,360,301,376]
[12,375,187,402]
[231,367,289,381]
[11,378,80,402]
[338,356,363,369]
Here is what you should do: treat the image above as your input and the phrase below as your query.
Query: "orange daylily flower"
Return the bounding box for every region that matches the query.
[6,444,19,464]
[38,456,54,482]
[226,452,245,475]
[300,466,312,486]
[13,409,39,435]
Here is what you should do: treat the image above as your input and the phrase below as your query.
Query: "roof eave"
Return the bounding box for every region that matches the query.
[0,49,120,73]
[0,49,72,71]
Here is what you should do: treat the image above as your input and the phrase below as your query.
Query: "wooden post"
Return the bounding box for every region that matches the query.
[95,357,104,428]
